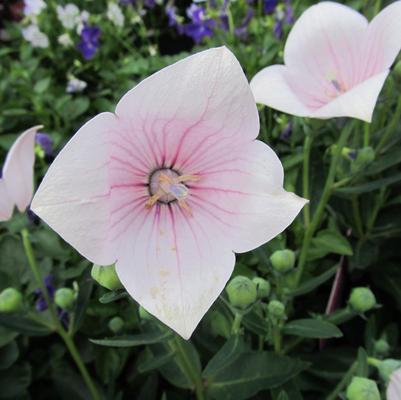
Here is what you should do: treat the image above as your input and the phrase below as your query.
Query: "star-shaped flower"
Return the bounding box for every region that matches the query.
[31,47,306,338]
[251,1,401,122]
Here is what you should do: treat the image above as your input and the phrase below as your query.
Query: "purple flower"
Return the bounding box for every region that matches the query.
[280,122,292,141]
[35,132,53,157]
[77,24,101,60]
[35,275,55,312]
[264,0,278,14]
[144,0,156,8]
[183,5,215,44]
[166,5,183,34]
[273,1,293,38]
[234,9,254,38]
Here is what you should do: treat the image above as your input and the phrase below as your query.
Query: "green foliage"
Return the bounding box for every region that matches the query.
[1,0,401,398]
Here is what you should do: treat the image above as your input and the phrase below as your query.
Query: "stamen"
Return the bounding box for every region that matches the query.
[146,168,199,215]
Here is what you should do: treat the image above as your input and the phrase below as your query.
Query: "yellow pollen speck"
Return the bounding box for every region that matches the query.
[150,287,160,299]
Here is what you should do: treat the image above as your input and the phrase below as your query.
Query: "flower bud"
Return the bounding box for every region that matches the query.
[138,305,153,321]
[374,338,390,357]
[377,359,401,382]
[351,147,375,173]
[267,300,286,320]
[91,264,123,291]
[252,277,271,299]
[346,377,380,400]
[225,276,257,309]
[108,316,125,334]
[209,311,231,338]
[0,288,23,313]
[349,287,376,313]
[54,288,75,311]
[270,249,295,273]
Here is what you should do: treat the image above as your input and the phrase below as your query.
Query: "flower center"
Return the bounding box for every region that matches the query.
[145,168,200,215]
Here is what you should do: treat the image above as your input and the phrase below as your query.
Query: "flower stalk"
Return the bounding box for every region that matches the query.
[21,229,100,400]
[294,123,354,287]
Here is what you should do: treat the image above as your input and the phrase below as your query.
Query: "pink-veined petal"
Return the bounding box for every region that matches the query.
[115,204,235,339]
[3,126,41,212]
[114,46,259,171]
[31,113,118,265]
[284,2,368,93]
[312,70,389,122]
[188,140,307,253]
[250,65,310,117]
[0,179,13,222]
[387,368,401,400]
[363,0,401,78]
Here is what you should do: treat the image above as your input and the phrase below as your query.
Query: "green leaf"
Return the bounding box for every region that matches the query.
[285,265,338,297]
[0,314,51,336]
[0,326,18,347]
[0,363,31,399]
[90,330,173,347]
[205,352,308,400]
[137,349,176,374]
[203,336,248,377]
[0,341,19,370]
[283,319,343,339]
[308,229,353,260]
[336,173,401,194]
[364,150,401,175]
[33,77,51,94]
[99,290,128,304]
[242,310,270,336]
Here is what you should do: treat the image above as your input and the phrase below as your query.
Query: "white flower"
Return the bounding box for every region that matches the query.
[22,24,49,48]
[56,4,80,30]
[76,11,90,34]
[58,33,73,47]
[24,0,46,17]
[66,76,87,93]
[107,3,124,27]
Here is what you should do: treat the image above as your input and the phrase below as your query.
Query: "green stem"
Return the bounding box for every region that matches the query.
[294,124,353,287]
[272,326,282,353]
[363,123,370,147]
[232,313,243,335]
[302,132,313,226]
[21,229,100,400]
[326,362,357,400]
[376,95,401,154]
[351,195,364,238]
[169,337,205,400]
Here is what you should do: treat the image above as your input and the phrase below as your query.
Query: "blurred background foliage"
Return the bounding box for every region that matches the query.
[1,0,401,399]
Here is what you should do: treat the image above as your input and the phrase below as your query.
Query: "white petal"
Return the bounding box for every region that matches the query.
[115,204,235,339]
[115,46,259,169]
[250,65,310,117]
[387,368,401,400]
[3,126,40,212]
[0,179,14,222]
[312,70,389,122]
[31,113,118,265]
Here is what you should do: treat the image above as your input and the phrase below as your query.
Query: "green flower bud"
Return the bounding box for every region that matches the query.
[351,147,375,173]
[209,311,231,339]
[270,250,295,273]
[54,288,76,311]
[225,276,257,310]
[346,377,380,400]
[0,288,23,313]
[108,316,125,334]
[267,300,286,320]
[138,305,153,321]
[252,277,271,299]
[91,264,123,291]
[374,338,390,357]
[349,287,376,313]
[377,359,401,382]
